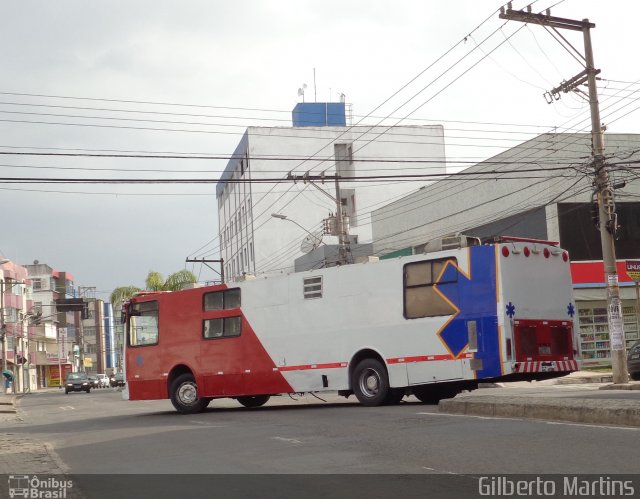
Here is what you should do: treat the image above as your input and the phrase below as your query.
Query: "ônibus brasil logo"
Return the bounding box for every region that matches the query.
[8,475,73,498]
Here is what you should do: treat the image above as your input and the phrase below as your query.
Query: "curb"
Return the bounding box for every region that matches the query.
[439,396,640,427]
[0,395,15,413]
[599,383,640,391]
[554,374,613,385]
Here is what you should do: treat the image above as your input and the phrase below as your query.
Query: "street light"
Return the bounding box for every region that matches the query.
[271,213,322,241]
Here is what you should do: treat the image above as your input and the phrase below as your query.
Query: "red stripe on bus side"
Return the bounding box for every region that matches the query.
[276,353,474,372]
[278,362,348,372]
[387,353,473,364]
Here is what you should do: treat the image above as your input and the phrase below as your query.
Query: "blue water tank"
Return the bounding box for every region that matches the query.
[292,102,346,127]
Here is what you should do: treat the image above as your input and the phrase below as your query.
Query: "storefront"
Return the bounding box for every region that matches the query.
[46,364,73,387]
[572,261,640,367]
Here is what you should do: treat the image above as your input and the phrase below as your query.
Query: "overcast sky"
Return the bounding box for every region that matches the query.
[0,1,638,301]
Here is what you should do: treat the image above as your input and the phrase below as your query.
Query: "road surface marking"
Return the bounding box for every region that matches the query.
[271,436,302,444]
[417,412,640,430]
[58,406,75,411]
[544,421,639,431]
[188,420,226,427]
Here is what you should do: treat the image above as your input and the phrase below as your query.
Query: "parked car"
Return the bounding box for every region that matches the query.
[96,373,109,388]
[87,375,100,389]
[628,340,640,381]
[110,372,125,387]
[65,372,91,394]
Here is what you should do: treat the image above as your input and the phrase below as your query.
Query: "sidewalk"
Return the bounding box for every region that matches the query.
[439,371,640,427]
[0,391,15,414]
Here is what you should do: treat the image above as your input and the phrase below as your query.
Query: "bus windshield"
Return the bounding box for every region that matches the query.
[129,301,159,346]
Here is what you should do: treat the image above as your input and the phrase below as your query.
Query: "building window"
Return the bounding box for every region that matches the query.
[303,276,323,299]
[5,308,18,322]
[203,288,241,311]
[403,259,457,319]
[32,278,42,290]
[203,316,242,339]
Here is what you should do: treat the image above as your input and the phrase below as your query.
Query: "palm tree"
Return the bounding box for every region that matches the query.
[110,269,197,304]
[146,269,197,291]
[110,285,143,307]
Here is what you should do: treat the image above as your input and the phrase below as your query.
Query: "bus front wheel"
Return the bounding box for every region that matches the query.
[170,373,211,414]
[352,358,390,407]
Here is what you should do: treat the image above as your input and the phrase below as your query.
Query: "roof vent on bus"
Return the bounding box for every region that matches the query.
[414,234,481,254]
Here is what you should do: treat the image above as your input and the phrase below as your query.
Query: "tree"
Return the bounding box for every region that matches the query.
[147,269,197,292]
[110,286,142,307]
[110,269,197,304]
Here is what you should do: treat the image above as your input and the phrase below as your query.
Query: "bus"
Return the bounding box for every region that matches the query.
[122,237,579,414]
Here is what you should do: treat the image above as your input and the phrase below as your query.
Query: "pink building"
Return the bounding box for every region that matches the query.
[0,259,34,392]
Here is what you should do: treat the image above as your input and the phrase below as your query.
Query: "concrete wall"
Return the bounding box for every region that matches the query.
[372,133,640,255]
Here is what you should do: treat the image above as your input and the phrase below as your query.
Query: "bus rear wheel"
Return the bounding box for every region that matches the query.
[170,373,211,414]
[413,385,458,404]
[237,395,270,408]
[352,358,390,407]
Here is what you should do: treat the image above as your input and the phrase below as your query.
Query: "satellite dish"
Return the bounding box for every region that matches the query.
[297,83,308,101]
[300,230,323,254]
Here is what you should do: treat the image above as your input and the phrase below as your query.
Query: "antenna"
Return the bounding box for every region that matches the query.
[300,229,324,254]
[313,68,317,102]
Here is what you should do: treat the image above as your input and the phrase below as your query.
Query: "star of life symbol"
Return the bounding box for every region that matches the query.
[8,475,73,498]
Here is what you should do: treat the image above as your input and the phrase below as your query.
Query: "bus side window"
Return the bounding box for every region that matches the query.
[204,288,241,311]
[403,259,457,319]
[203,317,242,339]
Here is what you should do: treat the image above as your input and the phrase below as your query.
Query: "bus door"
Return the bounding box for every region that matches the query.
[126,300,163,399]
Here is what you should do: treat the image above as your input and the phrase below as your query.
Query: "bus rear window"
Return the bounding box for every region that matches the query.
[129,301,159,346]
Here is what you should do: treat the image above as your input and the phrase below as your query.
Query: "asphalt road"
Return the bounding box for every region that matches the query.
[7,387,639,475]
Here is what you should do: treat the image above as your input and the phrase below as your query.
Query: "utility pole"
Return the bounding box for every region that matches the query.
[500,5,628,383]
[287,172,351,265]
[185,258,224,284]
[0,281,7,394]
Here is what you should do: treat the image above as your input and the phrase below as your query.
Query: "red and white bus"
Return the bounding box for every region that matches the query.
[122,237,580,414]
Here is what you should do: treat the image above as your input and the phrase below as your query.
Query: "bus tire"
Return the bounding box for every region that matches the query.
[384,388,405,405]
[170,373,211,414]
[237,395,270,408]
[352,358,389,407]
[413,385,458,404]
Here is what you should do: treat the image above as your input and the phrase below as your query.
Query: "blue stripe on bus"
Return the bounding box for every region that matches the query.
[436,246,501,379]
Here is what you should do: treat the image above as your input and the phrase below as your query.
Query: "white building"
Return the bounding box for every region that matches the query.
[217,106,446,280]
